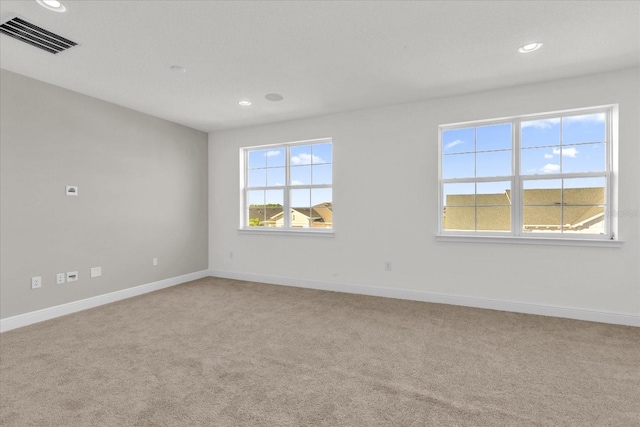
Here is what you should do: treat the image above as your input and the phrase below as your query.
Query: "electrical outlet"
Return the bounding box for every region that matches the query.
[31,276,42,289]
[66,185,78,196]
[67,271,78,282]
[56,273,65,284]
[152,257,158,266]
[385,261,392,271]
[90,267,102,278]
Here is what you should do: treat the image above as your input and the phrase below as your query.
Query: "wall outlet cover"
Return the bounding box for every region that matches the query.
[67,271,78,282]
[56,273,65,284]
[31,276,42,289]
[90,267,102,278]
[66,185,78,196]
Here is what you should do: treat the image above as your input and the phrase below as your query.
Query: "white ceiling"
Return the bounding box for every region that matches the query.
[1,0,638,132]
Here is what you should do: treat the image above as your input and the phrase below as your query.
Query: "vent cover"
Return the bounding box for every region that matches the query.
[0,16,77,54]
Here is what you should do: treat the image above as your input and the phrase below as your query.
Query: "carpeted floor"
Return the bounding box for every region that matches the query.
[1,277,639,426]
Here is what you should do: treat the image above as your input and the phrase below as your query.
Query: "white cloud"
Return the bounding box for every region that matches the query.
[544,153,554,159]
[444,139,465,150]
[563,113,605,124]
[265,150,281,157]
[291,153,323,165]
[552,147,579,158]
[521,118,560,129]
[541,163,560,174]
[291,180,304,186]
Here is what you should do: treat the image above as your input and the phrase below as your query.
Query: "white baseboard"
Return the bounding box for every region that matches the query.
[0,270,209,333]
[208,270,640,327]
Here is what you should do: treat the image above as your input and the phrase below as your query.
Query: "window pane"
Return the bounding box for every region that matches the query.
[264,190,284,228]
[561,143,605,173]
[311,188,332,207]
[267,167,285,187]
[477,181,510,205]
[521,118,560,148]
[290,189,310,209]
[477,123,511,151]
[312,143,332,164]
[562,113,606,145]
[442,127,474,154]
[311,188,332,228]
[563,205,605,234]
[312,164,332,185]
[521,146,561,175]
[563,177,606,205]
[476,150,511,177]
[443,206,475,231]
[290,189,310,228]
[477,206,510,232]
[442,153,474,179]
[265,189,283,206]
[523,180,561,205]
[291,145,313,165]
[443,183,475,206]
[290,165,311,185]
[248,149,266,169]
[290,208,312,228]
[266,148,285,167]
[248,190,264,206]
[523,206,561,233]
[248,169,266,188]
[247,190,265,227]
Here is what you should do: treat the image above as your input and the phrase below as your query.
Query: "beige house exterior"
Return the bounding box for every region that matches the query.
[249,203,333,228]
[444,187,605,233]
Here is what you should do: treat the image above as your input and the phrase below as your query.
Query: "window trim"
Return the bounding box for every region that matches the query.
[240,137,334,235]
[438,105,619,245]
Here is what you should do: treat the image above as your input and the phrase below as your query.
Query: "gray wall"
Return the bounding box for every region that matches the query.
[1,70,208,319]
[209,67,640,317]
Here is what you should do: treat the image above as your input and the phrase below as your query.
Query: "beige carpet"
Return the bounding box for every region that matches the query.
[1,277,639,426]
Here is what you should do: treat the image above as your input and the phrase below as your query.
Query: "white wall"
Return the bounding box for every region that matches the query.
[1,70,209,320]
[209,67,640,321]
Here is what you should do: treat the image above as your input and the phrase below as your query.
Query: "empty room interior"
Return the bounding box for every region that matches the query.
[1,1,639,425]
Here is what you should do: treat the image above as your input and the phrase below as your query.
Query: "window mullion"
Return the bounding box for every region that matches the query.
[284,145,291,230]
[513,119,521,237]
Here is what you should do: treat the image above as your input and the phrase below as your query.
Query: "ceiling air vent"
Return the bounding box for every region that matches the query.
[0,16,77,54]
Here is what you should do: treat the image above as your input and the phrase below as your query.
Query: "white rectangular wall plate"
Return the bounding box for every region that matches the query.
[90,267,101,278]
[56,273,65,284]
[66,185,78,196]
[153,257,158,266]
[67,271,78,282]
[31,276,42,289]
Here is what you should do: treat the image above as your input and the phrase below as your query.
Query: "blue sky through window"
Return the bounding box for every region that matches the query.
[444,113,605,179]
[248,143,333,210]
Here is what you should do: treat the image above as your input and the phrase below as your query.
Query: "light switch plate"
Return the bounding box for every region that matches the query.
[91,267,102,278]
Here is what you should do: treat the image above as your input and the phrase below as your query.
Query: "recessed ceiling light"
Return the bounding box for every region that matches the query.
[518,42,543,53]
[265,93,284,102]
[170,65,186,73]
[36,0,66,12]
[238,100,252,106]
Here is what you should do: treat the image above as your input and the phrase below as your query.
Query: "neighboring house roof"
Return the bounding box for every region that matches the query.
[248,207,285,222]
[249,203,333,226]
[444,187,605,232]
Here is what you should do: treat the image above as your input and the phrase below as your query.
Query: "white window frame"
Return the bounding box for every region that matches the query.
[437,105,621,247]
[239,137,333,236]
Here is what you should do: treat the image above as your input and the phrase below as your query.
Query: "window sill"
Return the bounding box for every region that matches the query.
[436,234,624,248]
[238,228,335,237]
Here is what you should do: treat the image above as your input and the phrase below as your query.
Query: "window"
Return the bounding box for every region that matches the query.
[241,138,333,232]
[439,106,616,241]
